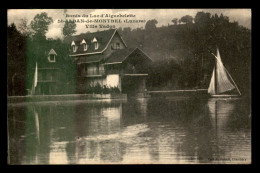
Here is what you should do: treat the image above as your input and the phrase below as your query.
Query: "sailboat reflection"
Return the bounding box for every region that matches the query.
[207,98,235,131]
[206,98,250,163]
[74,101,125,163]
[33,107,40,144]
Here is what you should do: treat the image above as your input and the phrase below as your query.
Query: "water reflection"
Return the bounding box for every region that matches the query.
[8,97,251,164]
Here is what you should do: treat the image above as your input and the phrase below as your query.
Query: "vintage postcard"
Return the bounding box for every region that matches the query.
[7,9,251,164]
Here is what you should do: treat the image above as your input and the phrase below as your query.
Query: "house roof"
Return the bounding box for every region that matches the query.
[48,49,57,55]
[104,49,133,64]
[64,29,127,56]
[104,47,153,64]
[77,54,105,64]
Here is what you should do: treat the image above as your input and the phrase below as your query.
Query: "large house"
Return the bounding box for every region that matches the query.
[64,29,152,96]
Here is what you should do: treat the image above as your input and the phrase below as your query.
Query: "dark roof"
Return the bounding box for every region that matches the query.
[64,29,122,55]
[104,49,133,64]
[104,48,153,64]
[77,54,104,64]
[48,49,57,55]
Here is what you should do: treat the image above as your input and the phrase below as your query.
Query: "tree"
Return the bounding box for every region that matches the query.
[18,18,31,36]
[30,12,53,39]
[145,19,158,31]
[7,23,27,95]
[219,13,230,24]
[63,20,77,37]
[180,15,193,24]
[171,18,178,25]
[194,11,211,24]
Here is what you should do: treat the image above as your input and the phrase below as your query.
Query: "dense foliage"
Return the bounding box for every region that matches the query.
[87,84,121,94]
[63,20,77,37]
[7,23,27,96]
[118,12,251,94]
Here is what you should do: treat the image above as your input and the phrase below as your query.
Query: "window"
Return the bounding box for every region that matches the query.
[95,42,99,50]
[96,64,99,74]
[72,45,76,52]
[116,43,120,49]
[83,43,87,51]
[48,49,57,62]
[77,65,81,76]
[81,39,87,51]
[111,42,120,50]
[49,54,55,62]
[84,64,88,73]
[71,41,76,52]
[92,37,98,50]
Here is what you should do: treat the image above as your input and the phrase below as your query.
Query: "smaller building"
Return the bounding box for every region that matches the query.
[33,49,61,95]
[104,48,152,96]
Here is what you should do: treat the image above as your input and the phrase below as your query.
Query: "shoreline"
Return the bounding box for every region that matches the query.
[7,89,249,105]
[7,93,127,104]
[148,89,209,98]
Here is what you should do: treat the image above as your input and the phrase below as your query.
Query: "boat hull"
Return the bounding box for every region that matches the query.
[209,94,241,98]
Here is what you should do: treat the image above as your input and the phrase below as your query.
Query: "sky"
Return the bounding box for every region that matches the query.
[7,9,251,40]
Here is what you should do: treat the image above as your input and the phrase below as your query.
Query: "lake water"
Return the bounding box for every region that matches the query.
[7,96,251,164]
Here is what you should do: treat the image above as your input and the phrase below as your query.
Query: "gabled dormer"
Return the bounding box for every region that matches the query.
[71,41,76,52]
[48,49,57,63]
[92,37,99,50]
[92,37,97,43]
[81,39,88,51]
[65,29,128,56]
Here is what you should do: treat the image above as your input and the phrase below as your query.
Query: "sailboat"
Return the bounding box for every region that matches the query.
[208,48,241,98]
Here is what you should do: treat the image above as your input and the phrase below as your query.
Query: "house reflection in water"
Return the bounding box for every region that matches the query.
[73,101,126,163]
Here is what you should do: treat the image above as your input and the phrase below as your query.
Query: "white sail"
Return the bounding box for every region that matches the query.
[208,67,216,94]
[208,48,236,95]
[32,62,38,94]
[34,62,38,88]
[215,49,235,94]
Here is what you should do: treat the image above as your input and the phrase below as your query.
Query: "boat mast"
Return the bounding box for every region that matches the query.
[214,56,217,94]
[210,51,242,96]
